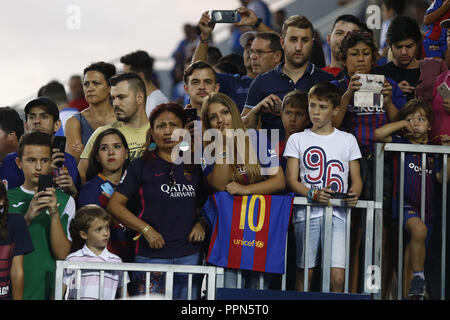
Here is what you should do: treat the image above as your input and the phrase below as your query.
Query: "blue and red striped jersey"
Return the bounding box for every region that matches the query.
[203,192,294,274]
[424,0,450,42]
[390,135,441,223]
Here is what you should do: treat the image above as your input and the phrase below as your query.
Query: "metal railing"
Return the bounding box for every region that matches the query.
[293,197,380,295]
[374,142,449,300]
[54,260,224,300]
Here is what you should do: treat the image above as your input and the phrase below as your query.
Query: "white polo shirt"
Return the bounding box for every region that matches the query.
[63,245,129,300]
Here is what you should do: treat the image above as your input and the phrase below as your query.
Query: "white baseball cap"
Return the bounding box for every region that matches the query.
[239,31,257,48]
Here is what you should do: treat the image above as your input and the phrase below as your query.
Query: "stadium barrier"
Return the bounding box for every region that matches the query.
[292,197,379,294]
[54,260,224,300]
[374,142,449,300]
[54,198,379,300]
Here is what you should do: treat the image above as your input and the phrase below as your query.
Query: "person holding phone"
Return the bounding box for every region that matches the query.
[0,97,80,197]
[7,132,75,300]
[430,70,450,145]
[77,128,132,261]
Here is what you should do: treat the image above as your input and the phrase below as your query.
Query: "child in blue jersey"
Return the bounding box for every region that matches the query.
[0,181,33,300]
[374,98,450,297]
[284,82,363,293]
[78,128,131,262]
[422,0,450,58]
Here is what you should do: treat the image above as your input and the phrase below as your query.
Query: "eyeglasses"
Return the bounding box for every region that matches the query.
[248,49,275,57]
[167,163,176,187]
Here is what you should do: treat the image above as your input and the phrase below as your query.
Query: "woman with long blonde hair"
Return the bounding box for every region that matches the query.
[201,92,285,195]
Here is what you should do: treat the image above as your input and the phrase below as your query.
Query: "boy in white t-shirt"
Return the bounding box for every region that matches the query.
[284,82,363,292]
[63,205,128,300]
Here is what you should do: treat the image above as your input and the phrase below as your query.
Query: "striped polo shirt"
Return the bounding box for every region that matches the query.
[63,245,128,300]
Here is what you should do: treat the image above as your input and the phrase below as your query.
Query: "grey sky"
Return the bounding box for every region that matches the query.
[0,0,240,106]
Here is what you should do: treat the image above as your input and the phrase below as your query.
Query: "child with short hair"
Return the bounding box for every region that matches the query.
[277,90,311,171]
[8,131,75,300]
[63,205,128,300]
[374,98,450,297]
[284,82,363,292]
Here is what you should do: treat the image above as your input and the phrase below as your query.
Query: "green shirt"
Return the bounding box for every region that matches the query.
[7,186,76,300]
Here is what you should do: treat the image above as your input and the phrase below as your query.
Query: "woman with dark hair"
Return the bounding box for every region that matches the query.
[107,103,207,299]
[65,61,117,163]
[77,128,130,260]
[78,128,130,208]
[332,30,406,157]
[0,182,34,300]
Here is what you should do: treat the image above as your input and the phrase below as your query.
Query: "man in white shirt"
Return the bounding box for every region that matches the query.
[120,50,168,117]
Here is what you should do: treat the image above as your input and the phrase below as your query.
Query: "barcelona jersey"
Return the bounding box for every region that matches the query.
[203,192,294,274]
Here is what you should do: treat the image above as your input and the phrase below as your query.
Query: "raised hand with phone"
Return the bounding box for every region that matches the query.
[51,136,78,198]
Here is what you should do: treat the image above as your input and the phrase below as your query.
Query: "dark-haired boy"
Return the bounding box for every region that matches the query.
[0,107,23,164]
[7,131,75,299]
[284,82,362,292]
[373,15,447,102]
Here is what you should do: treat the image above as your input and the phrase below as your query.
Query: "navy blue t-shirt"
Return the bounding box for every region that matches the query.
[116,155,204,259]
[0,213,34,300]
[245,62,335,136]
[217,73,254,113]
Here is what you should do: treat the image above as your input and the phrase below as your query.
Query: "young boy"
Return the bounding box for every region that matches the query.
[7,131,75,299]
[277,90,311,171]
[374,98,450,297]
[284,82,363,292]
[63,204,128,300]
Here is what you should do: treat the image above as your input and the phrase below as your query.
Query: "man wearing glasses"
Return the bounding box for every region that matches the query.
[193,8,281,112]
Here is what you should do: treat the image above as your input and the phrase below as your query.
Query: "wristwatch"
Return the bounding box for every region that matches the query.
[253,17,262,29]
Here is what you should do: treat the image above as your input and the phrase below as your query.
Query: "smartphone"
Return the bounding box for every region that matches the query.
[52,136,66,168]
[52,136,66,152]
[100,182,115,197]
[211,10,239,23]
[273,101,282,113]
[38,174,54,193]
[184,108,198,123]
[437,82,450,100]
[333,192,350,199]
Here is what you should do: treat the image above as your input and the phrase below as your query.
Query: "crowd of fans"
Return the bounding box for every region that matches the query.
[0,0,450,301]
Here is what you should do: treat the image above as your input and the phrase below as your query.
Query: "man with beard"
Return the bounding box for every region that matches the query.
[78,73,150,185]
[242,15,335,138]
[373,16,447,102]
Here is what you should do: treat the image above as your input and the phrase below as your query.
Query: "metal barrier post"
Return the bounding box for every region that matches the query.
[441,154,448,300]
[321,206,333,292]
[373,143,384,299]
[397,151,405,300]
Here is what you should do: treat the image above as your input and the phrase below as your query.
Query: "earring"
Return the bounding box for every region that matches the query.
[148,142,157,151]
[179,141,190,152]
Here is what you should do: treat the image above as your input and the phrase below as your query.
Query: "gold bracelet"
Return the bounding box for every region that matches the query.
[133,224,150,241]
